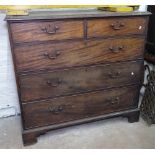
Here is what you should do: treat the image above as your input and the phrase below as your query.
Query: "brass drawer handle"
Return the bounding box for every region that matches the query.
[110,21,125,30]
[46,78,62,87]
[109,97,120,105]
[108,71,121,78]
[44,50,61,59]
[48,106,63,114]
[109,46,125,53]
[41,24,59,34]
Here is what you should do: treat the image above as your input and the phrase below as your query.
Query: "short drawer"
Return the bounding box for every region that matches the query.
[19,60,143,102]
[10,20,84,43]
[14,37,145,73]
[87,17,147,38]
[22,85,140,129]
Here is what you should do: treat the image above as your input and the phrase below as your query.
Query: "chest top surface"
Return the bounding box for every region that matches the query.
[5,9,151,21]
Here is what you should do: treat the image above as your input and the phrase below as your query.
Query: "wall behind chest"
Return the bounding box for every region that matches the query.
[0,12,20,118]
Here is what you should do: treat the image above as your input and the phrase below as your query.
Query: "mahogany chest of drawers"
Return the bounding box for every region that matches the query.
[5,10,150,146]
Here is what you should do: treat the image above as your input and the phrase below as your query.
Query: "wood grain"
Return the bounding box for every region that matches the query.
[10,20,84,43]
[6,10,150,145]
[22,85,140,129]
[5,9,151,21]
[22,108,140,145]
[19,60,143,102]
[14,37,145,73]
[87,17,147,38]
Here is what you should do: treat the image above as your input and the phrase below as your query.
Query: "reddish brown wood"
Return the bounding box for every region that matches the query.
[10,20,84,43]
[19,60,143,102]
[14,37,145,73]
[87,17,147,38]
[22,132,38,146]
[22,108,140,145]
[22,85,140,129]
[6,10,150,146]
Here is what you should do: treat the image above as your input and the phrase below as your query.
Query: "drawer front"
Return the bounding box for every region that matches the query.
[14,37,144,73]
[10,20,84,43]
[19,60,143,102]
[23,85,140,129]
[87,17,147,38]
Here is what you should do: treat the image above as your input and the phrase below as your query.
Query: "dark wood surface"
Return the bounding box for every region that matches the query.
[22,108,140,145]
[5,9,151,21]
[14,37,145,73]
[19,60,143,102]
[10,20,84,43]
[87,17,147,38]
[22,85,140,129]
[6,10,150,146]
[9,17,147,44]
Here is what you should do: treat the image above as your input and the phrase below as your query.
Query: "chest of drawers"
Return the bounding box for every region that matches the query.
[6,10,150,146]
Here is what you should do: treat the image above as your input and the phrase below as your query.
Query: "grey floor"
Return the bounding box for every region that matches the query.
[0,115,155,149]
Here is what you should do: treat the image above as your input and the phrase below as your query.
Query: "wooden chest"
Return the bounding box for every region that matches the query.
[5,10,150,146]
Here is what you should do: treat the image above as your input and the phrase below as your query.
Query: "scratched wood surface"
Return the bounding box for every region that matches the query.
[19,60,143,102]
[87,17,147,38]
[23,85,140,129]
[5,10,150,146]
[14,37,145,73]
[10,20,84,43]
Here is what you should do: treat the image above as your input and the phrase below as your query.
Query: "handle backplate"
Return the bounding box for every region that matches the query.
[109,45,125,53]
[48,105,63,114]
[46,78,62,87]
[110,21,125,30]
[44,50,61,60]
[108,71,121,78]
[41,24,59,34]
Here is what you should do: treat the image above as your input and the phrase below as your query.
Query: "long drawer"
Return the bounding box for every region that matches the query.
[10,20,84,43]
[22,85,140,129]
[87,17,147,38]
[19,60,143,102]
[14,37,144,73]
